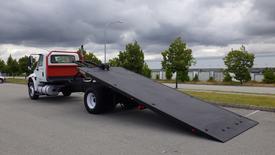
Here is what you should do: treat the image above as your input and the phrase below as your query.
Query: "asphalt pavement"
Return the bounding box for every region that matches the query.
[0,83,275,155]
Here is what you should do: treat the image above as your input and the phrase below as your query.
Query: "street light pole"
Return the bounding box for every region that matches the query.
[104,21,123,64]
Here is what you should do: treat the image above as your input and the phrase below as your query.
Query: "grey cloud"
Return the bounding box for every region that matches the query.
[243,0,275,37]
[0,0,274,54]
[253,0,275,20]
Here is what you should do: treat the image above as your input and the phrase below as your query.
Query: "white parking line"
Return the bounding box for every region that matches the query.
[246,110,260,117]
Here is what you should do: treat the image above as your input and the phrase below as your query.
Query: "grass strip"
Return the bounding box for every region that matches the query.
[182,90,275,109]
[5,78,27,84]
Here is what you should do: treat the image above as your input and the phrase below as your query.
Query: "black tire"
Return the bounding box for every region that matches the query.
[0,79,3,84]
[62,90,72,97]
[84,85,105,114]
[84,85,116,114]
[28,81,39,100]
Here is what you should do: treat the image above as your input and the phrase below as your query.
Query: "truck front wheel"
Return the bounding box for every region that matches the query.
[28,81,39,100]
[84,86,106,114]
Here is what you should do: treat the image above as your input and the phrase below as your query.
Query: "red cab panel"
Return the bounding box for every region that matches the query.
[47,65,78,78]
[45,51,81,79]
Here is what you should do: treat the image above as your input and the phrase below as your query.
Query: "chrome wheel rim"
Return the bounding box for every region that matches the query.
[87,92,96,109]
[29,84,35,97]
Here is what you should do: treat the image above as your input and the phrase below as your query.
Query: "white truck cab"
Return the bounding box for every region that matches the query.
[35,54,47,82]
[27,51,82,99]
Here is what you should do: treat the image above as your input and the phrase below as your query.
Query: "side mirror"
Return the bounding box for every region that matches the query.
[27,56,33,70]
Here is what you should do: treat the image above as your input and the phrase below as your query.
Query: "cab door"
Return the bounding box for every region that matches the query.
[34,54,47,82]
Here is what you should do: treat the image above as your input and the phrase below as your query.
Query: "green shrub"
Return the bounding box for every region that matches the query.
[192,74,199,82]
[263,68,275,83]
[208,76,215,82]
[156,74,160,80]
[223,71,232,82]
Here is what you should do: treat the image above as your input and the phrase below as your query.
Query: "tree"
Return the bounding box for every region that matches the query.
[165,68,173,80]
[0,58,6,73]
[109,41,144,74]
[177,70,190,82]
[109,52,126,67]
[18,56,29,76]
[6,55,19,77]
[263,68,275,83]
[161,37,194,88]
[142,63,152,78]
[84,52,102,64]
[78,45,101,64]
[109,41,152,77]
[223,46,254,84]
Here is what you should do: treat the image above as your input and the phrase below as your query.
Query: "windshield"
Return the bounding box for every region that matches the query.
[50,55,75,63]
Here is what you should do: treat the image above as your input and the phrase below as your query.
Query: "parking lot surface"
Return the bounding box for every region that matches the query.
[0,83,275,155]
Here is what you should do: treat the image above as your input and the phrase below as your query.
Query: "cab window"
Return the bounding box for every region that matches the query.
[50,55,75,63]
[38,55,44,66]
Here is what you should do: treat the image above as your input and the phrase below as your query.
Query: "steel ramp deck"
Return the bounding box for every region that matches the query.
[79,67,258,142]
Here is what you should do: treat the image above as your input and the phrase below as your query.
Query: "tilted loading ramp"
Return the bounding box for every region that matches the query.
[79,67,258,142]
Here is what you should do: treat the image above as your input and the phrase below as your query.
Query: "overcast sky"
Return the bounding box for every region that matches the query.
[0,0,275,61]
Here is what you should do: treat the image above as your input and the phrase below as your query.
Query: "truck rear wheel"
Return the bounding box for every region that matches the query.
[84,85,116,114]
[84,85,106,114]
[28,81,39,100]
[0,79,3,84]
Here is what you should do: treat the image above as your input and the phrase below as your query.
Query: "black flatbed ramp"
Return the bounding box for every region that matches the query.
[79,67,258,142]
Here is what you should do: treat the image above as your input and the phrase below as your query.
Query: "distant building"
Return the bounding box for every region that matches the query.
[147,53,275,82]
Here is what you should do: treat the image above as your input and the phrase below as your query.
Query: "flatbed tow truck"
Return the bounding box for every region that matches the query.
[27,50,258,142]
